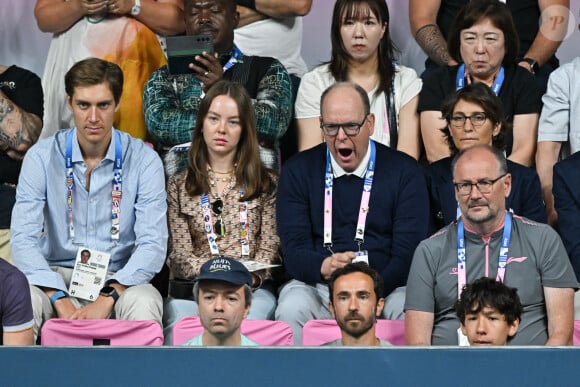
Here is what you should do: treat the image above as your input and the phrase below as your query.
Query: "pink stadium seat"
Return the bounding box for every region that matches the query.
[573,321,580,345]
[40,319,163,346]
[172,316,294,346]
[302,319,405,346]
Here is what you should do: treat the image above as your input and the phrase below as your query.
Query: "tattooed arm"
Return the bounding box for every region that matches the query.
[0,89,42,160]
[409,0,457,67]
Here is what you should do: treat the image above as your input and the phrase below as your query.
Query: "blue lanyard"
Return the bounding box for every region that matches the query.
[323,140,376,252]
[456,64,505,95]
[456,211,512,298]
[65,129,123,241]
[223,46,242,73]
[199,47,242,98]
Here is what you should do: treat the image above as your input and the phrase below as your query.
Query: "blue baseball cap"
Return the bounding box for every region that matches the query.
[196,257,252,286]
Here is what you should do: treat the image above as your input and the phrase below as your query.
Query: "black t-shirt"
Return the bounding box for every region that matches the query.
[418,64,541,154]
[437,0,539,56]
[0,259,33,344]
[0,65,43,227]
[435,0,557,67]
[436,0,467,42]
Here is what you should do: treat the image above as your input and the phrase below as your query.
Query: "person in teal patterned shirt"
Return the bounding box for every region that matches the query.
[143,0,291,175]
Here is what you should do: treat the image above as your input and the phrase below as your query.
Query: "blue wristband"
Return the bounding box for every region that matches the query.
[49,290,68,305]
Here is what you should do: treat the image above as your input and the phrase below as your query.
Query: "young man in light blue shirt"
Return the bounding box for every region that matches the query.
[11,58,168,339]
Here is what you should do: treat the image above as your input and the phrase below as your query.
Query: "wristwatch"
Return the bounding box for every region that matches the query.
[517,57,539,74]
[130,0,141,16]
[99,286,120,303]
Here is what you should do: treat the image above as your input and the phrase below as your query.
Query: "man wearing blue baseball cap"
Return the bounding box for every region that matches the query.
[183,257,256,346]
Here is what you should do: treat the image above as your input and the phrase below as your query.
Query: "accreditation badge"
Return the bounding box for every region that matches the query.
[352,250,369,265]
[69,247,110,302]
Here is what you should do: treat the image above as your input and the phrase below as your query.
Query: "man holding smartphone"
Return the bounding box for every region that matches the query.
[143,0,292,175]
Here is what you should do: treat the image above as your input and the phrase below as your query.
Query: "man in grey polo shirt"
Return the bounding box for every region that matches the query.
[405,145,578,346]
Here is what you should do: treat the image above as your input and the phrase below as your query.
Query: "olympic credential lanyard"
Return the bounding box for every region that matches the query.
[66,129,123,241]
[456,64,505,96]
[201,190,250,257]
[223,46,242,73]
[197,46,242,99]
[456,211,511,298]
[323,140,376,252]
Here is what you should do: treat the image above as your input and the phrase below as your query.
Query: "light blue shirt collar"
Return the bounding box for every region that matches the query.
[70,128,119,164]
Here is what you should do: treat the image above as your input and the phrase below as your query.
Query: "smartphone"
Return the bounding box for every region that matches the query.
[166,35,214,75]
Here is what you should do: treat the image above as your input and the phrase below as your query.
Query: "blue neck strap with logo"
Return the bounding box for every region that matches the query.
[456,211,511,298]
[65,129,123,241]
[223,46,242,73]
[456,64,505,96]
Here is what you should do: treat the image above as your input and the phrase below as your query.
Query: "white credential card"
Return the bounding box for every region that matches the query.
[68,248,110,302]
[240,260,281,272]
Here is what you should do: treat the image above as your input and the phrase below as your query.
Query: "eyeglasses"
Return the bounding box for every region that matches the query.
[212,199,226,238]
[453,173,507,196]
[320,114,368,137]
[449,113,487,128]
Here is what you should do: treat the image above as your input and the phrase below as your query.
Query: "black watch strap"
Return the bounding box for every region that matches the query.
[99,286,120,303]
[518,57,539,74]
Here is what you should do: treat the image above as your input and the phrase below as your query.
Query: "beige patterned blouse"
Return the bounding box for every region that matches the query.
[166,171,280,284]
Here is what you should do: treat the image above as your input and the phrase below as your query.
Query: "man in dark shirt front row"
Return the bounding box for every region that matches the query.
[406,145,578,345]
[276,82,429,344]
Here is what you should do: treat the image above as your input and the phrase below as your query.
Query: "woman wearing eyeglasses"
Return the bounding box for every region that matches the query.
[418,0,541,166]
[294,0,422,160]
[163,80,280,344]
[425,82,546,234]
